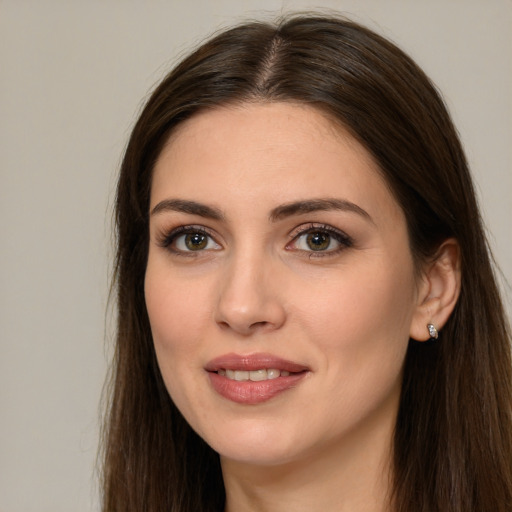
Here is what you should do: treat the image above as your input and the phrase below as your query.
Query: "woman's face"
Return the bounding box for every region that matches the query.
[145,103,422,466]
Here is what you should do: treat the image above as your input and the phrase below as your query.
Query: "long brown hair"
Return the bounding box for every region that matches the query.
[102,14,512,512]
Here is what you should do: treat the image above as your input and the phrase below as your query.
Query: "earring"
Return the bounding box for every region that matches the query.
[427,323,439,340]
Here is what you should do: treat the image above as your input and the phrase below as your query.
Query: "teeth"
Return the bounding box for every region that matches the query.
[234,370,249,381]
[219,368,291,381]
[249,369,267,381]
[267,368,280,379]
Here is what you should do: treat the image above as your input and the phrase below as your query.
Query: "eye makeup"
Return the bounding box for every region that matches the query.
[156,224,221,256]
[154,220,354,261]
[286,222,354,258]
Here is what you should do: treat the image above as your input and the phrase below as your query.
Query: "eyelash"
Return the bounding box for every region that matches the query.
[287,223,353,258]
[157,223,353,257]
[157,225,220,256]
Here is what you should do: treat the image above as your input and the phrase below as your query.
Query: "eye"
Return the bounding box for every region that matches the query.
[287,224,353,255]
[159,226,221,254]
[301,231,332,251]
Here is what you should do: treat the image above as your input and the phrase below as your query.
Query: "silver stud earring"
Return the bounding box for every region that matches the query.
[427,323,439,340]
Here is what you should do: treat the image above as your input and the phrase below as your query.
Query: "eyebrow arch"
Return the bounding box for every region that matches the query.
[150,199,224,220]
[269,198,373,223]
[150,197,372,224]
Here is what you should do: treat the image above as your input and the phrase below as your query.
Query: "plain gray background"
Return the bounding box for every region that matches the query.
[1,1,510,511]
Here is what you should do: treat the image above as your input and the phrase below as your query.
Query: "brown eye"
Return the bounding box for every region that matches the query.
[165,229,221,253]
[288,225,353,256]
[185,233,208,251]
[306,232,331,251]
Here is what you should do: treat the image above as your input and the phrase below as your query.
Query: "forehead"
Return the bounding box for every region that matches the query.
[150,102,402,226]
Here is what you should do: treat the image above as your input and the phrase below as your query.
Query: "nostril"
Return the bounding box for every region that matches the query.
[216,319,274,336]
[249,321,269,329]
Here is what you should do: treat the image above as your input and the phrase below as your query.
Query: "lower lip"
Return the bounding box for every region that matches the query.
[207,371,308,405]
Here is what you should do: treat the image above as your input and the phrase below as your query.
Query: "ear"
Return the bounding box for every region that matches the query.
[409,238,461,341]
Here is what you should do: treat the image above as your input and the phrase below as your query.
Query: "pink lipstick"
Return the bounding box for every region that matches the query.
[205,353,309,405]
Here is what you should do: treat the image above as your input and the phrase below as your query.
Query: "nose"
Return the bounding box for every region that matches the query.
[214,251,287,336]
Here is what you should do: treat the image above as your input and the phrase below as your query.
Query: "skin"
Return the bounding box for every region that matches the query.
[145,102,433,512]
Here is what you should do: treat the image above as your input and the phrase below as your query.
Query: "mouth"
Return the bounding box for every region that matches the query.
[205,353,310,404]
[218,368,293,380]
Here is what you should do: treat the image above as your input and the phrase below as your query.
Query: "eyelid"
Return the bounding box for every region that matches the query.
[156,224,221,252]
[286,222,354,255]
[288,222,353,241]
[155,222,352,257]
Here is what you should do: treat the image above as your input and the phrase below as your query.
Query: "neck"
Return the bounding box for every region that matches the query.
[221,406,395,512]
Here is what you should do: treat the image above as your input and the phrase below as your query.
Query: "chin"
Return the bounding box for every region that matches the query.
[217,444,300,467]
[202,420,305,466]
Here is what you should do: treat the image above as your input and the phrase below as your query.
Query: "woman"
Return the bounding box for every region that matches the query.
[102,14,512,512]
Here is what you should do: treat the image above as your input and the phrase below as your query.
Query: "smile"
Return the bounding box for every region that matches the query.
[218,369,291,381]
[206,353,309,404]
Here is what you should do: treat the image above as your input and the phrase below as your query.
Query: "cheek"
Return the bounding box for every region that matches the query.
[144,261,211,382]
[144,277,206,436]
[296,256,417,380]
[306,273,412,332]
[144,263,226,442]
[297,265,416,432]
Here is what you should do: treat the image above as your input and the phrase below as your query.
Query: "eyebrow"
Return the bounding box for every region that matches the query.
[269,198,373,223]
[151,199,224,220]
[150,197,372,224]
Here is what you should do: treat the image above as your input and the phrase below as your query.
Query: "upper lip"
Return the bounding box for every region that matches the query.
[205,353,309,373]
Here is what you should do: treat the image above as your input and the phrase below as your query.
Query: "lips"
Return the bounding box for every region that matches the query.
[205,353,309,405]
